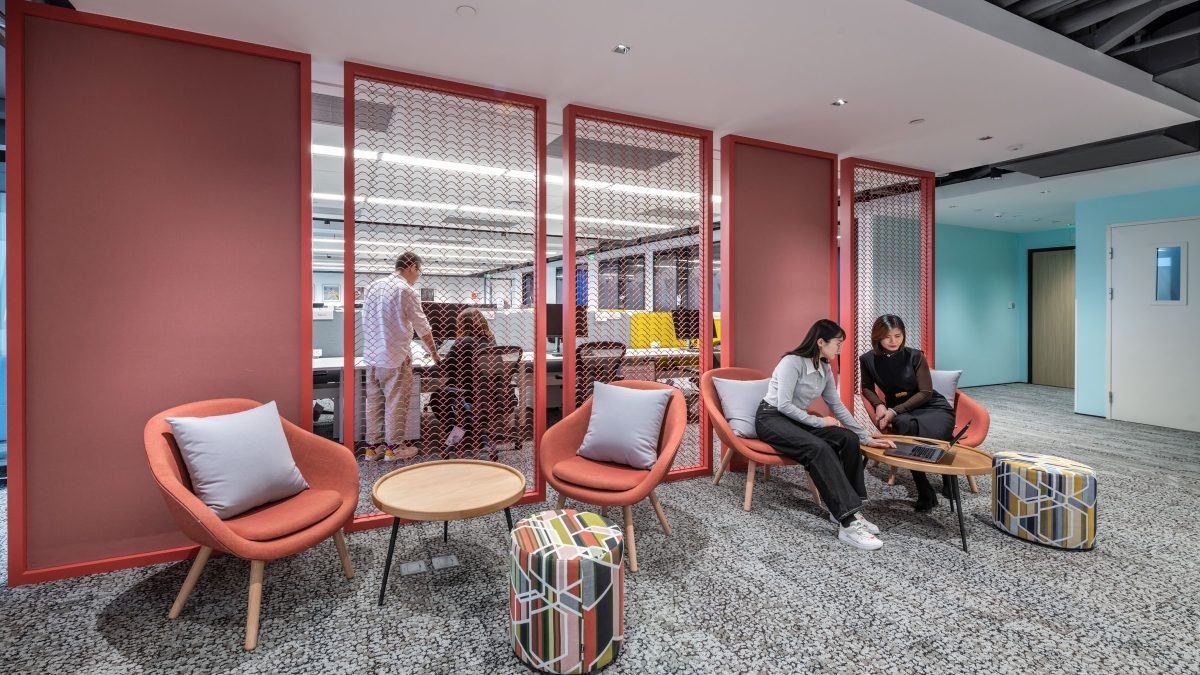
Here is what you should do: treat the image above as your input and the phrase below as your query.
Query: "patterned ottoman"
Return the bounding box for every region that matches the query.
[510,509,624,674]
[993,452,1097,550]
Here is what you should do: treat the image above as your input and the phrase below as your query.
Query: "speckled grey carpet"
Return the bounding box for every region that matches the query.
[4,384,1200,674]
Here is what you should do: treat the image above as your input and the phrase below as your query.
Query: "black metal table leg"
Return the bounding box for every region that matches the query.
[951,476,968,553]
[504,507,514,532]
[443,520,449,543]
[378,517,400,606]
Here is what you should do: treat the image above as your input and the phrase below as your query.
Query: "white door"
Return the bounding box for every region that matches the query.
[1109,218,1200,432]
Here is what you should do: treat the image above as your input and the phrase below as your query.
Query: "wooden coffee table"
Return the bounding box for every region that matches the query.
[860,435,992,552]
[371,459,526,605]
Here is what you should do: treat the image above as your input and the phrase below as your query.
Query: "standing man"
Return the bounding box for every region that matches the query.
[361,252,439,461]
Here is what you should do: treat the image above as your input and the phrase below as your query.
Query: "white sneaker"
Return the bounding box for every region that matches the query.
[363,446,385,462]
[446,426,467,447]
[828,512,880,535]
[383,445,419,462]
[838,521,883,551]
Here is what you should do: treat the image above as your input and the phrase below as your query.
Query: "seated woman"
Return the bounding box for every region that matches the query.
[430,308,496,446]
[755,319,895,551]
[859,314,955,512]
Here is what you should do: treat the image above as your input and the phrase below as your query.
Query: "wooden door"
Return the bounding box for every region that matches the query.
[1030,248,1075,387]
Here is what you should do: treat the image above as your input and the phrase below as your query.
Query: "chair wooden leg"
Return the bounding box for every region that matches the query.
[555,493,567,510]
[334,529,354,579]
[601,506,609,519]
[743,460,758,512]
[622,505,638,573]
[713,448,734,485]
[168,546,212,619]
[649,490,671,536]
[764,465,771,481]
[807,473,823,508]
[967,475,979,493]
[887,466,897,486]
[245,560,265,651]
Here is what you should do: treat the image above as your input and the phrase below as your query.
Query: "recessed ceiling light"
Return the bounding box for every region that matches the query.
[909,118,925,125]
[831,99,848,107]
[1039,190,1051,194]
[978,135,994,141]
[993,212,1004,218]
[947,205,958,208]
[1008,144,1024,152]
[612,44,631,54]
[455,4,477,16]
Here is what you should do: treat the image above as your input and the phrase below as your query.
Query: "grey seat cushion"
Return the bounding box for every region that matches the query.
[167,401,308,519]
[712,377,770,438]
[577,383,673,470]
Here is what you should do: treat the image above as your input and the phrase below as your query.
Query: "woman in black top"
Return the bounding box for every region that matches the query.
[431,308,496,445]
[859,315,954,511]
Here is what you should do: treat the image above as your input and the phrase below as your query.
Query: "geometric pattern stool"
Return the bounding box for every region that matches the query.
[510,509,624,674]
[992,451,1097,550]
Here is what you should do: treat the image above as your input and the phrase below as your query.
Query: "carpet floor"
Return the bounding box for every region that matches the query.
[3,384,1199,674]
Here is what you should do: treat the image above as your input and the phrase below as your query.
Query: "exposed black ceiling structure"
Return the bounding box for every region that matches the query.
[988,0,1200,100]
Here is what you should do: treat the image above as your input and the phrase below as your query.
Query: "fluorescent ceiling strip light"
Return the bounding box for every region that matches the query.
[317,249,526,263]
[578,216,673,229]
[366,196,459,210]
[505,170,536,180]
[313,238,532,255]
[605,183,698,199]
[576,178,613,189]
[544,175,564,186]
[312,192,365,203]
[458,205,535,218]
[311,145,379,160]
[379,153,506,176]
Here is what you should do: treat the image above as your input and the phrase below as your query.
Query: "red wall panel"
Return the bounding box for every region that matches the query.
[15,10,307,576]
[721,137,837,377]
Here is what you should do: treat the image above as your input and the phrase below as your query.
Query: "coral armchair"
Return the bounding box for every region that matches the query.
[144,398,359,650]
[541,381,685,572]
[701,367,823,512]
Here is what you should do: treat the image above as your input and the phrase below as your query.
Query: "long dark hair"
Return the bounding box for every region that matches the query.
[786,319,846,368]
[871,314,907,353]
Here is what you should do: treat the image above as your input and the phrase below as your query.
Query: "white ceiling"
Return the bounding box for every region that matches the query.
[936,151,1200,232]
[74,0,1198,175]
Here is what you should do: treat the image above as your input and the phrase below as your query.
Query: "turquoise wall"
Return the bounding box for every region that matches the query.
[935,224,1021,386]
[1074,184,1200,416]
[1014,228,1076,382]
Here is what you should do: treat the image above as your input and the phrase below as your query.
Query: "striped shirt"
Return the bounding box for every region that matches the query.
[361,273,432,368]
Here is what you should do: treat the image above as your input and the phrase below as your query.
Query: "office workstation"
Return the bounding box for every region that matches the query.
[7,1,1200,673]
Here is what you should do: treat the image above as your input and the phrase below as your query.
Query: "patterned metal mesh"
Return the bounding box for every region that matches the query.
[567,112,711,474]
[848,164,934,426]
[349,75,541,514]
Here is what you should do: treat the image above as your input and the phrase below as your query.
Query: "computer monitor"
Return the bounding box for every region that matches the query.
[672,309,715,347]
[424,302,468,346]
[546,304,589,340]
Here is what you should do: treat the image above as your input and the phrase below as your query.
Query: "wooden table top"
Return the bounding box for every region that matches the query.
[371,460,527,522]
[860,435,992,476]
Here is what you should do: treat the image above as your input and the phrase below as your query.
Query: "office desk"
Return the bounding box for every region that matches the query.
[311,347,716,443]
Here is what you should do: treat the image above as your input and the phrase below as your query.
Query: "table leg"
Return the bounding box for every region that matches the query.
[443,520,448,543]
[504,507,514,532]
[378,517,400,606]
[951,476,968,553]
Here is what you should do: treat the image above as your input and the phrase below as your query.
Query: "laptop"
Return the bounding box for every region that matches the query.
[884,421,972,464]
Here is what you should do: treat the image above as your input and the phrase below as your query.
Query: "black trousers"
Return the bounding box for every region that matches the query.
[754,402,866,521]
[891,405,955,498]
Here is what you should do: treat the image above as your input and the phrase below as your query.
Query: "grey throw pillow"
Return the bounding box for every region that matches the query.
[167,401,308,519]
[577,382,673,469]
[930,370,962,408]
[712,377,770,438]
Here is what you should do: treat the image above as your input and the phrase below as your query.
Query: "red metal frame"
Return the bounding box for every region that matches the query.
[562,105,714,481]
[837,157,936,409]
[718,135,839,368]
[342,63,549,532]
[5,0,312,585]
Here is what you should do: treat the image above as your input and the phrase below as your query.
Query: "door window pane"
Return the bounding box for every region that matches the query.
[1156,246,1183,302]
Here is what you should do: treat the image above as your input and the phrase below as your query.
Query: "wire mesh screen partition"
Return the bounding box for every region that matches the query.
[837,158,935,426]
[562,105,714,480]
[344,63,547,520]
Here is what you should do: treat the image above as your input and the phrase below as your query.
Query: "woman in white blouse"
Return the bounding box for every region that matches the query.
[755,319,895,550]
